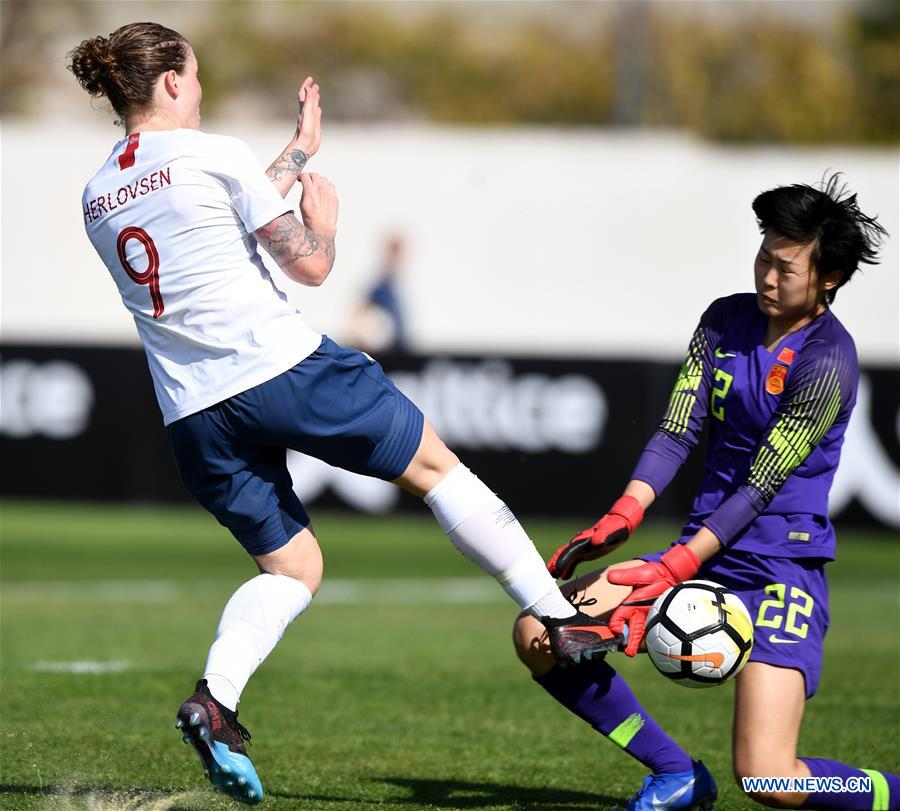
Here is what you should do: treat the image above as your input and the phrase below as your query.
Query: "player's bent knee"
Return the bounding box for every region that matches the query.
[512,611,554,675]
[733,752,797,783]
[395,422,461,497]
[253,528,324,596]
[511,611,537,656]
[733,763,802,809]
[740,788,797,808]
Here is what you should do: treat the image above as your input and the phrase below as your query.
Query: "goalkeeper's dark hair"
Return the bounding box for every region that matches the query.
[752,173,888,303]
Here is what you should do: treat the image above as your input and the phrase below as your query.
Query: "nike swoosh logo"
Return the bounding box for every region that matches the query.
[768,634,800,644]
[652,776,696,809]
[714,348,736,358]
[664,652,724,668]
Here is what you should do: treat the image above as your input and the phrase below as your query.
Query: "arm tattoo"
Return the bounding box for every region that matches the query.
[266,148,309,183]
[262,213,335,271]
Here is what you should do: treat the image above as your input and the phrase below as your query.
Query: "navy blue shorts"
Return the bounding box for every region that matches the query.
[167,337,424,556]
[642,546,829,698]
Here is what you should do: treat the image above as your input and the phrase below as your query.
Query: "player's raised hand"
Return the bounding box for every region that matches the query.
[293,76,322,159]
[299,173,338,238]
[546,495,644,579]
[266,78,322,195]
[607,544,700,656]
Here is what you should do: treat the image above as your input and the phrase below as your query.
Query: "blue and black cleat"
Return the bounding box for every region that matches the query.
[176,679,263,805]
[625,761,717,810]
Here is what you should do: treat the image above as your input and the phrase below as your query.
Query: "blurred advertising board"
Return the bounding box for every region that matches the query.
[1,344,897,529]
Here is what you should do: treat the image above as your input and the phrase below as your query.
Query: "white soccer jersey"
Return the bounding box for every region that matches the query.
[82,129,322,425]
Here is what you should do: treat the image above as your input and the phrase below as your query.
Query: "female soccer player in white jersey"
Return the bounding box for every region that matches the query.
[67,22,624,805]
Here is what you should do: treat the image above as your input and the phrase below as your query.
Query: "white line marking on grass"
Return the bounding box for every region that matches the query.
[4,578,506,604]
[3,580,177,602]
[316,578,505,604]
[33,660,131,674]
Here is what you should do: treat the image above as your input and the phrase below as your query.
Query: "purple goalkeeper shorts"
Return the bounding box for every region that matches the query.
[641,545,829,698]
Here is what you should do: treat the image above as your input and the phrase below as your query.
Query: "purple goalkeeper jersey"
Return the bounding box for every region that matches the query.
[632,293,858,560]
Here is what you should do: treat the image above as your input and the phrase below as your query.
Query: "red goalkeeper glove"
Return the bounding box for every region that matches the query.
[607,544,701,656]
[547,495,645,580]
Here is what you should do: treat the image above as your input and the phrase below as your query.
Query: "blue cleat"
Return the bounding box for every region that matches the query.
[626,761,717,810]
[176,679,263,804]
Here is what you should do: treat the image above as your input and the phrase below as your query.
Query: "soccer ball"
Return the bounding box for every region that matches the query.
[644,580,753,688]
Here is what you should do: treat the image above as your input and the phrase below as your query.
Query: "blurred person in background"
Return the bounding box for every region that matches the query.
[347,234,409,353]
[513,176,898,811]
[67,21,620,806]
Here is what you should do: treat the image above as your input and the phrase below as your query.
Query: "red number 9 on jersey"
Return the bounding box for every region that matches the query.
[116,226,164,318]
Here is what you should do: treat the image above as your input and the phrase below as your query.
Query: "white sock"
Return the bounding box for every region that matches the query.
[203,573,313,710]
[424,464,576,620]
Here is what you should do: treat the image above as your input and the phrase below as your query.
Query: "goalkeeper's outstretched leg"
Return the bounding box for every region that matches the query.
[512,562,716,811]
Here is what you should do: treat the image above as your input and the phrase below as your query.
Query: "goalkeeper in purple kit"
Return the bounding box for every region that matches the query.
[513,175,899,810]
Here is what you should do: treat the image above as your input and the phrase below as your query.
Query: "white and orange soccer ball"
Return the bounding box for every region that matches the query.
[644,580,754,688]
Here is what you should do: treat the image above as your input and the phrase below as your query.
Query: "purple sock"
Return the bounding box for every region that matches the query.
[800,757,900,810]
[535,660,693,775]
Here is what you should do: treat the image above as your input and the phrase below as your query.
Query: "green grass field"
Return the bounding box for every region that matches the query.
[1,500,897,811]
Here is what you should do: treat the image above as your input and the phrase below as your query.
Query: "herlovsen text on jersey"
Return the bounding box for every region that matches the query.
[84,168,172,224]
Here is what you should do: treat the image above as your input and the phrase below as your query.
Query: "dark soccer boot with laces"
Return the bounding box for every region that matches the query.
[543,610,627,665]
[176,679,263,804]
